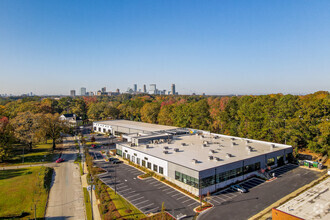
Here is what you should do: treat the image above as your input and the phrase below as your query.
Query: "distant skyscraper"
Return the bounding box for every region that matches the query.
[101,87,106,93]
[70,90,76,97]
[80,87,86,96]
[116,88,120,94]
[171,84,176,95]
[143,84,147,93]
[134,84,137,92]
[149,84,157,94]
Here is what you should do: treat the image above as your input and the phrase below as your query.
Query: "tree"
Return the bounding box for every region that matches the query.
[10,111,40,150]
[42,113,68,150]
[140,102,161,123]
[0,117,14,162]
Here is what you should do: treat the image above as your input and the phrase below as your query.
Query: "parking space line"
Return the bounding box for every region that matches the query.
[149,181,160,185]
[145,207,159,213]
[187,202,199,206]
[166,190,177,195]
[162,188,172,191]
[210,198,221,204]
[117,185,128,190]
[134,200,149,206]
[145,179,154,182]
[182,198,193,203]
[171,193,182,198]
[119,188,131,193]
[130,197,144,202]
[157,185,167,189]
[175,195,187,200]
[126,194,140,199]
[139,203,155,210]
[213,196,226,202]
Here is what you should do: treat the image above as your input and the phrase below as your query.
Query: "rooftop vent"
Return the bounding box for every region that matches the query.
[209,150,216,154]
[231,137,235,141]
[192,159,198,164]
[226,153,233,158]
[181,143,186,146]
[208,156,214,160]
[203,140,209,144]
[214,136,219,139]
[231,142,236,147]
[174,148,179,152]
[214,157,221,161]
[202,143,207,147]
[163,146,169,150]
[163,150,169,154]
[270,144,275,151]
[145,144,150,149]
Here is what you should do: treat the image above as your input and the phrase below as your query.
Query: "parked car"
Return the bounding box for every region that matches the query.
[109,158,122,164]
[56,158,64,163]
[230,184,247,193]
[91,144,96,148]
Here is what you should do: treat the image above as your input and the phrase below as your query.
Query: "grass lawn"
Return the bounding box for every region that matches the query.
[0,166,53,218]
[107,188,146,219]
[83,187,93,220]
[0,140,59,167]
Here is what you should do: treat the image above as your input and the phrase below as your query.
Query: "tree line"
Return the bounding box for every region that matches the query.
[0,91,329,160]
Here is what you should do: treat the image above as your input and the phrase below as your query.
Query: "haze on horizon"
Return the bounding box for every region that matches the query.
[0,0,329,96]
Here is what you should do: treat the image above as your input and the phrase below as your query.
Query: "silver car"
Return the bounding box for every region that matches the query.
[231,184,247,193]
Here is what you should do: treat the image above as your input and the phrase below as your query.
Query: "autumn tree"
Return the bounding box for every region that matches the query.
[10,111,41,150]
[0,117,14,162]
[140,102,161,123]
[42,113,68,150]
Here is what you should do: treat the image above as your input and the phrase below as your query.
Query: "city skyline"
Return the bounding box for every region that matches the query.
[1,0,330,95]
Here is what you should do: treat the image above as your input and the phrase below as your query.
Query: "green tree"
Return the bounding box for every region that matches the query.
[140,102,161,123]
[0,117,14,162]
[42,113,68,150]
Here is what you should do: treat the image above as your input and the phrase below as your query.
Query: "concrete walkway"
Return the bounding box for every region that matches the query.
[0,162,56,170]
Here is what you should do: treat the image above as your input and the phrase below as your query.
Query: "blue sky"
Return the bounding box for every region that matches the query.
[0,0,329,95]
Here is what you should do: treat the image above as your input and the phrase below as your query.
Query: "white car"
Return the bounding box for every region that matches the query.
[231,184,247,193]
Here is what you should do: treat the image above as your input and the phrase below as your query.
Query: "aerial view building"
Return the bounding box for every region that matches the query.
[93,120,293,196]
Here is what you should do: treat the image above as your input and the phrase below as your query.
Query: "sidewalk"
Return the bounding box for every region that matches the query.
[81,145,101,220]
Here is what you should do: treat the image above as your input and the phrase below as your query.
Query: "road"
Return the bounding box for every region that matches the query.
[45,149,85,220]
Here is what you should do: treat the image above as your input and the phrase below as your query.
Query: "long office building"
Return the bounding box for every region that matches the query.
[93,120,293,196]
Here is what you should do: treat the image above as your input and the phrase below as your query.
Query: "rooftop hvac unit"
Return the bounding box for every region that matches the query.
[202,143,207,147]
[231,137,235,141]
[208,156,214,160]
[203,140,209,144]
[270,144,275,151]
[226,153,233,158]
[181,143,186,146]
[163,150,168,154]
[174,148,179,152]
[231,142,235,147]
[214,136,219,139]
[214,157,221,161]
[145,144,150,149]
[163,146,169,150]
[209,150,215,154]
[192,159,198,164]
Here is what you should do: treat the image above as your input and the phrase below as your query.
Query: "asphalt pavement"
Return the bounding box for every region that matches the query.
[45,148,85,220]
[95,160,198,219]
[198,164,322,220]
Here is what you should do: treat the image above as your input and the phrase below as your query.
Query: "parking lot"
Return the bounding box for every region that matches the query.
[199,164,322,220]
[210,178,265,205]
[95,160,198,219]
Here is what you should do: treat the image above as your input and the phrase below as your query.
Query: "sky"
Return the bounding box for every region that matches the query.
[0,0,329,96]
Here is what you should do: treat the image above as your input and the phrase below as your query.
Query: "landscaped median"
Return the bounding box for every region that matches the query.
[0,166,53,219]
[83,187,93,220]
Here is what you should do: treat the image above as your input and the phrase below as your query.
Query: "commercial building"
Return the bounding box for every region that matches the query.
[272,177,330,220]
[171,84,176,95]
[134,84,137,92]
[80,87,86,96]
[70,90,76,97]
[93,120,293,196]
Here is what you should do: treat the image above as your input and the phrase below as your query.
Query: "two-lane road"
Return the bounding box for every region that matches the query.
[45,150,85,220]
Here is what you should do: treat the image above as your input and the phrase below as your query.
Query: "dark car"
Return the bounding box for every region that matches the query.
[109,158,122,164]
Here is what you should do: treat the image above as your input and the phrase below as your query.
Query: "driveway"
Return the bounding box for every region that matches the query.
[45,150,85,220]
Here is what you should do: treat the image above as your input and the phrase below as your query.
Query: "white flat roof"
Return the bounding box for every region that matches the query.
[120,133,292,171]
[276,177,330,220]
[94,120,178,132]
